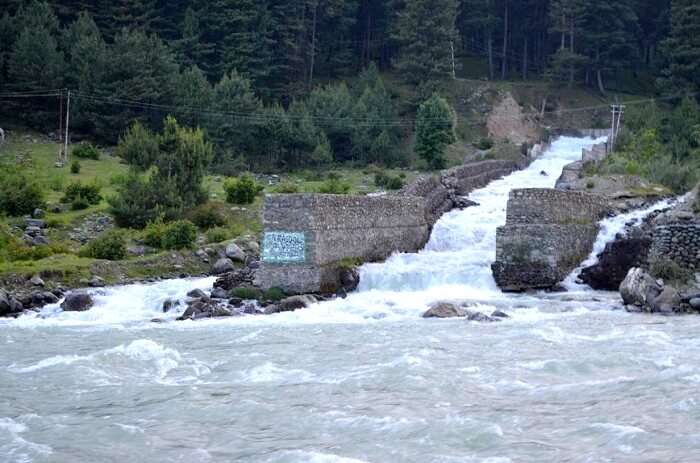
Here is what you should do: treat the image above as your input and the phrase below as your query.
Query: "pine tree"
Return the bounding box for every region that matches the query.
[175,7,215,75]
[173,66,213,128]
[414,94,456,170]
[660,0,700,94]
[392,0,458,85]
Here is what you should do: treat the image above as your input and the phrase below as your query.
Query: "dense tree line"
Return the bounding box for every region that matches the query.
[0,0,698,171]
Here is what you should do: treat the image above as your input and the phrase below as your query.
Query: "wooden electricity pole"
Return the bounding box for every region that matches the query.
[62,90,71,166]
[609,103,625,152]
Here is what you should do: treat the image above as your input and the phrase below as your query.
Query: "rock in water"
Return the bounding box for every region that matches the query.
[0,291,23,317]
[619,268,662,309]
[652,287,682,314]
[225,243,246,262]
[422,302,466,318]
[579,236,651,290]
[212,258,235,275]
[689,298,700,311]
[187,289,207,299]
[210,287,228,299]
[267,295,318,314]
[339,267,360,292]
[60,292,94,312]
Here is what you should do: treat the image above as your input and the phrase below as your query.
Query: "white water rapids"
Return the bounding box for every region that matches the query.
[3,136,700,462]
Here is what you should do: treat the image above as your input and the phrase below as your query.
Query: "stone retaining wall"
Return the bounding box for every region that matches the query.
[505,189,610,225]
[400,158,531,227]
[255,194,430,293]
[649,222,700,271]
[492,188,611,291]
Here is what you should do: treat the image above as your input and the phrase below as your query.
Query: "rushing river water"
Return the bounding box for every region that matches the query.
[3,137,700,462]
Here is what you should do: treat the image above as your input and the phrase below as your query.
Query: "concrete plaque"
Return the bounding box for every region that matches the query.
[262,231,306,264]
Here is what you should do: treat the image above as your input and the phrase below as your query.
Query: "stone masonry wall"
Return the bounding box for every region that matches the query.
[505,189,610,225]
[255,194,430,294]
[400,159,527,227]
[649,221,700,271]
[492,188,611,291]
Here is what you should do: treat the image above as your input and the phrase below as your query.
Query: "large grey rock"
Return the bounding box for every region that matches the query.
[651,287,681,314]
[30,275,45,287]
[187,288,207,299]
[339,267,360,292]
[210,287,228,299]
[619,268,662,308]
[225,243,246,262]
[211,258,235,275]
[271,295,318,313]
[25,218,46,228]
[579,236,652,291]
[690,298,700,311]
[422,302,466,318]
[60,291,94,312]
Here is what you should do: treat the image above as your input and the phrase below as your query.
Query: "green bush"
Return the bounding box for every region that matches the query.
[70,160,81,174]
[143,219,197,250]
[109,174,185,229]
[649,258,693,285]
[72,143,100,160]
[273,182,300,193]
[230,287,261,300]
[206,227,230,244]
[262,287,286,302]
[70,195,90,211]
[477,137,494,150]
[586,180,595,189]
[190,203,226,230]
[63,182,102,206]
[81,230,127,261]
[224,175,264,204]
[0,169,45,217]
[317,177,351,195]
[162,220,198,250]
[48,174,65,192]
[142,219,167,248]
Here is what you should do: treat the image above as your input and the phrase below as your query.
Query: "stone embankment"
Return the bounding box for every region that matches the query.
[492,188,611,291]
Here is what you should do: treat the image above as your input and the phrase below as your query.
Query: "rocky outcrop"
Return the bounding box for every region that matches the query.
[486,93,539,145]
[579,231,652,290]
[492,189,611,291]
[620,268,663,308]
[0,290,24,317]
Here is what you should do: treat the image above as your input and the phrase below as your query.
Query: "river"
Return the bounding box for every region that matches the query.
[3,137,700,462]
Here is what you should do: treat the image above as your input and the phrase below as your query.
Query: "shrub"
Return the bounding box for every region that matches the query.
[477,137,494,150]
[72,143,100,160]
[273,182,300,194]
[0,169,45,217]
[262,287,286,302]
[48,174,65,191]
[374,171,390,187]
[224,175,264,205]
[586,180,595,189]
[206,227,229,244]
[190,203,226,230]
[70,160,81,174]
[161,220,198,250]
[385,176,404,190]
[81,230,127,261]
[374,171,404,190]
[649,258,693,285]
[5,242,69,262]
[70,195,90,211]
[142,219,168,248]
[317,177,351,195]
[63,182,101,206]
[109,174,185,229]
[230,287,261,300]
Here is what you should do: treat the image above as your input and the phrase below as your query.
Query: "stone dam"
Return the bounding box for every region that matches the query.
[255,158,535,293]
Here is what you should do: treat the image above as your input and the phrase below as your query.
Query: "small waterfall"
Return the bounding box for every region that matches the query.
[564,195,685,289]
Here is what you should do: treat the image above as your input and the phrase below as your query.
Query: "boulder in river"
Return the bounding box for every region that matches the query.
[60,291,94,312]
[0,291,24,317]
[579,235,652,291]
[619,268,662,309]
[339,267,360,292]
[651,287,682,314]
[690,298,700,311]
[422,302,466,318]
[267,295,317,314]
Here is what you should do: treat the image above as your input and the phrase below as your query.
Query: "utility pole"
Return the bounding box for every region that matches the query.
[450,40,456,79]
[62,90,71,166]
[609,102,625,153]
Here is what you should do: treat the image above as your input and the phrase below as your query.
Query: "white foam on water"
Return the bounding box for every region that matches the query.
[7,339,210,385]
[268,451,371,463]
[0,417,53,462]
